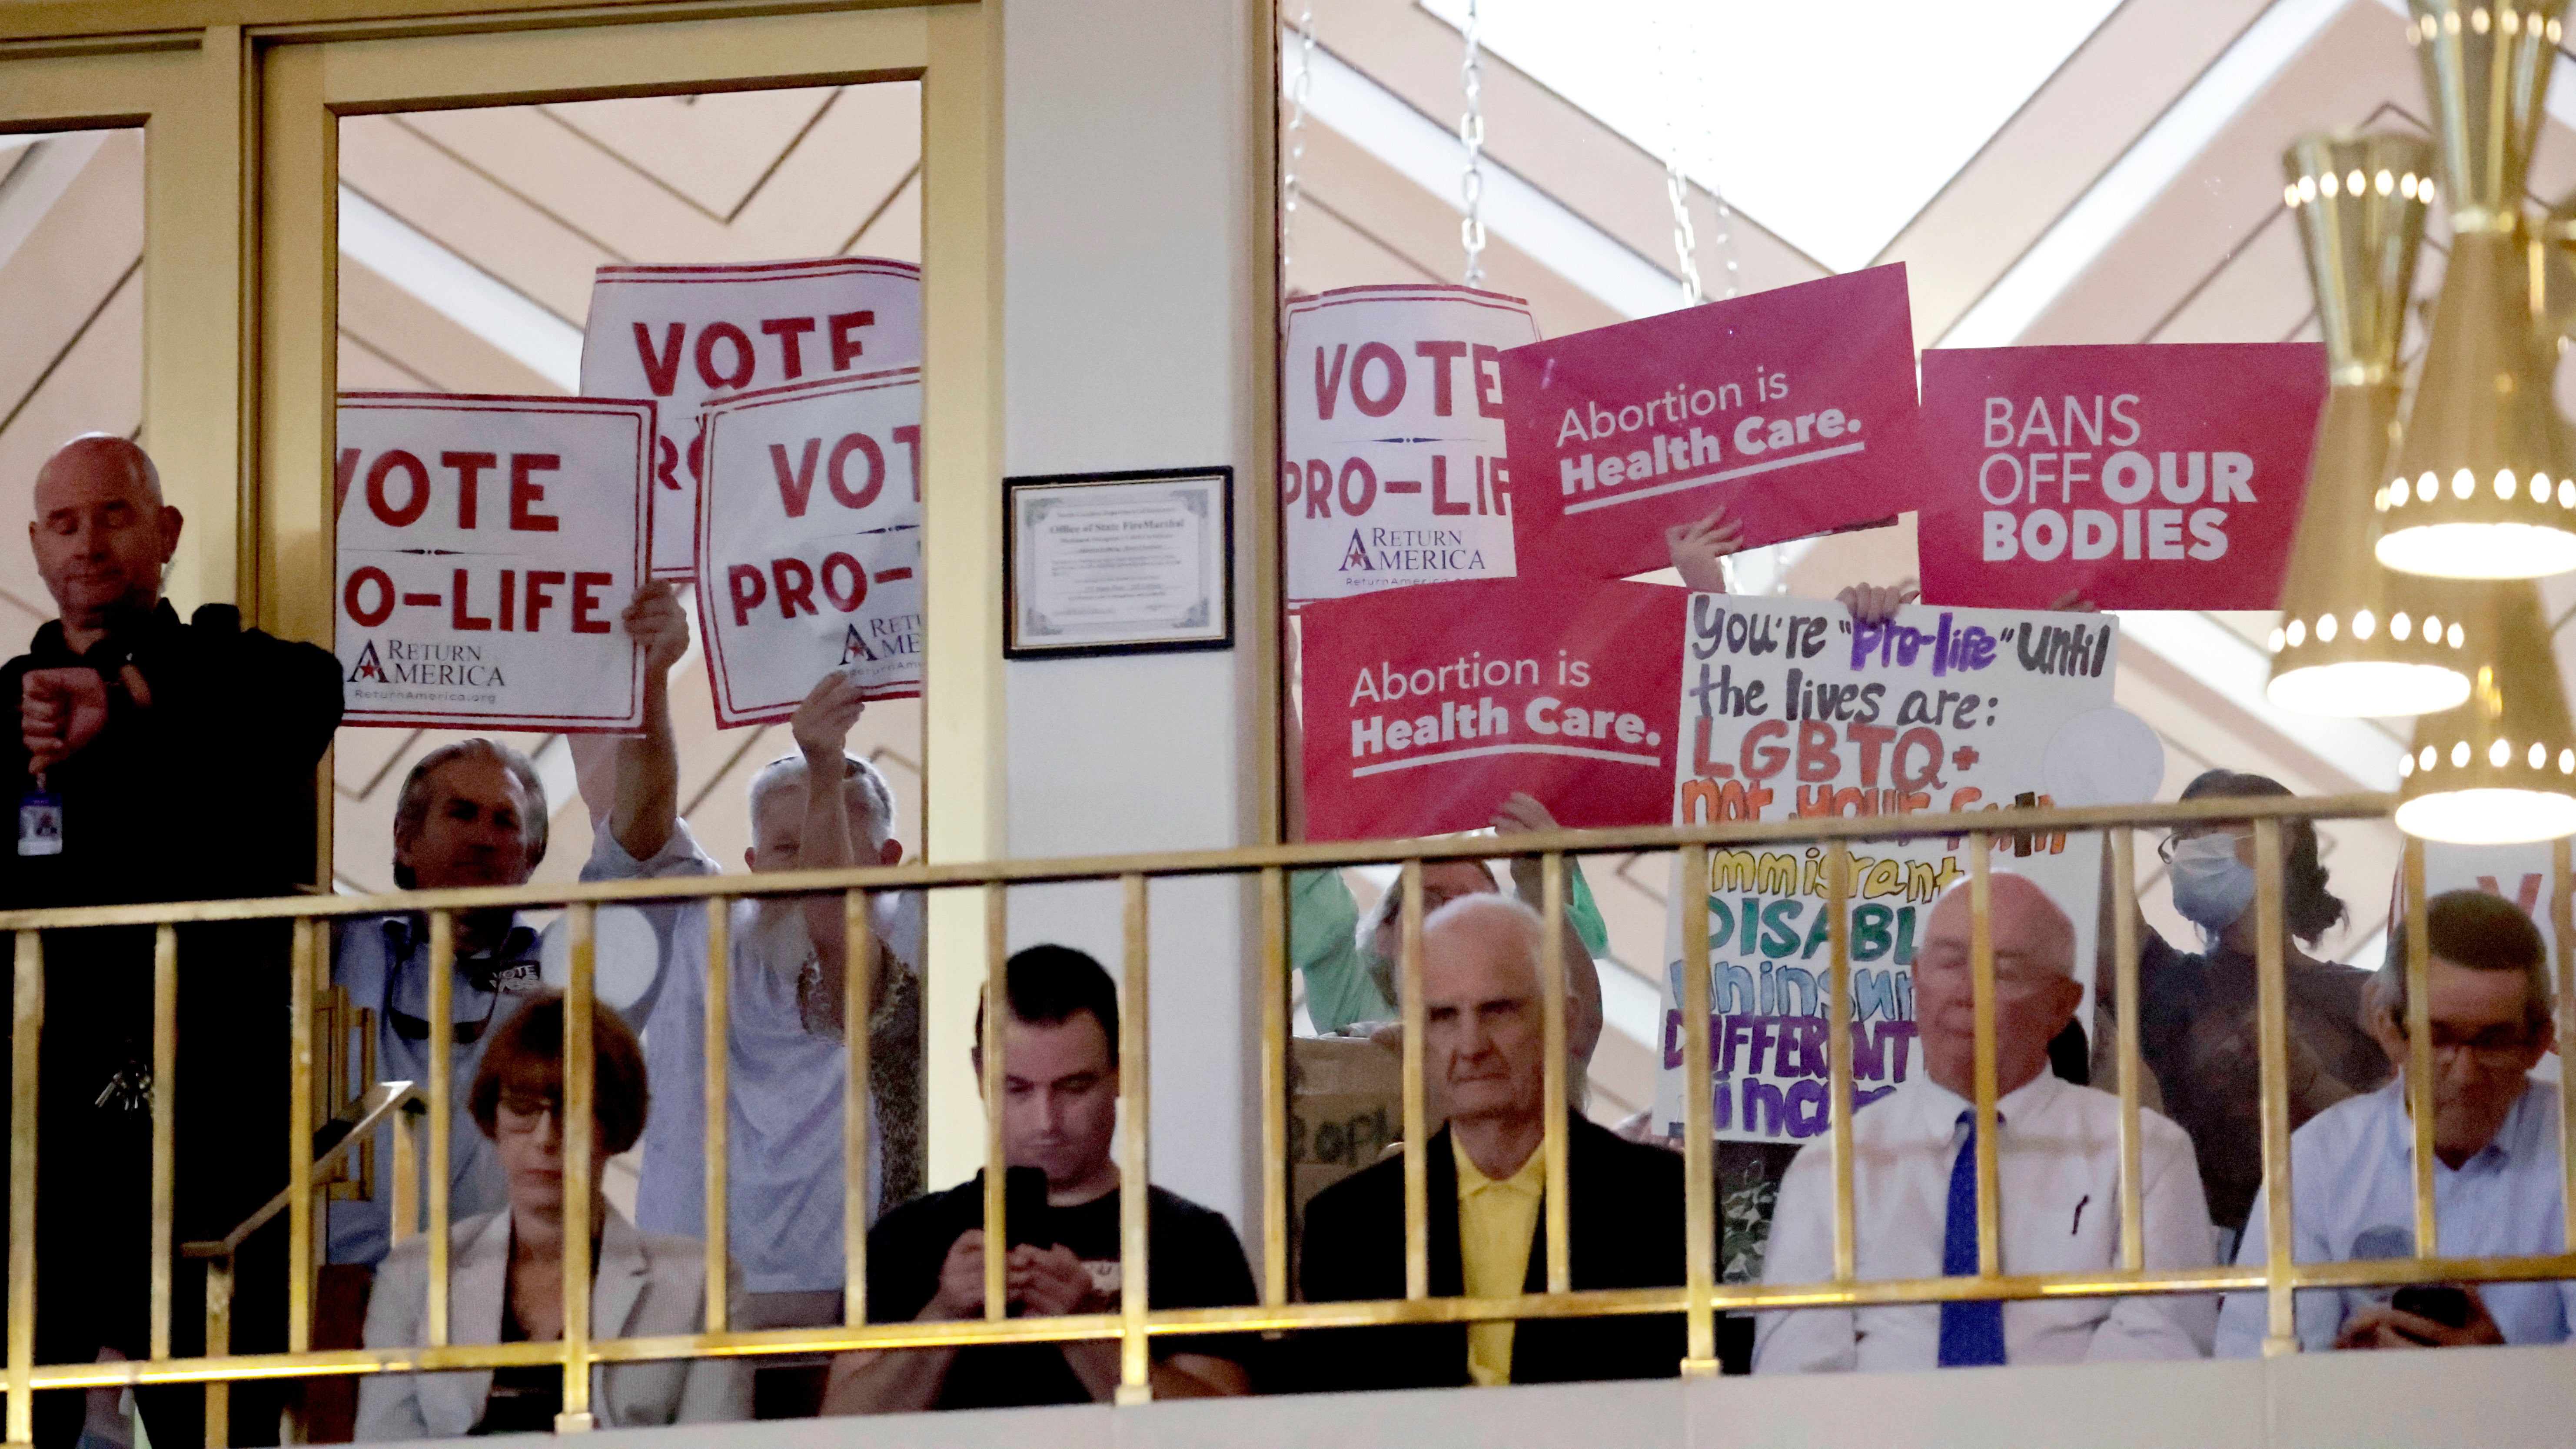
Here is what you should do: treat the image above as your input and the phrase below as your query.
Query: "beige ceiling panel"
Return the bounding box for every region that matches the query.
[2142,206,2310,345]
[1300,0,1821,296]
[540,88,840,219]
[1297,119,1619,337]
[329,721,419,807]
[339,113,612,325]
[1785,514,1918,601]
[336,334,435,392]
[0,275,137,636]
[725,81,922,261]
[1290,193,1438,293]
[848,166,922,263]
[340,256,564,397]
[2023,3,2411,346]
[396,105,677,261]
[1881,0,2273,340]
[0,131,140,421]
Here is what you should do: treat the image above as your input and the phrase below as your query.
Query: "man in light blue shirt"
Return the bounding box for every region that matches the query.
[328,583,689,1266]
[2218,889,2571,1355]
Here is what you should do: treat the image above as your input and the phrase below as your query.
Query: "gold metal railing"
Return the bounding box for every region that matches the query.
[1,791,2571,1441]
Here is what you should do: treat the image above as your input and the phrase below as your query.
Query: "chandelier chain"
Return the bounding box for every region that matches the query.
[1281,1,1316,282]
[1459,0,1487,286]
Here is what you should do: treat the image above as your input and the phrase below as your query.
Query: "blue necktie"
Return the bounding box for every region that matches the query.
[1939,1110,2007,1367]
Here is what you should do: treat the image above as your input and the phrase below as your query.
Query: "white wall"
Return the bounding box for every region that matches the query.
[395,1340,2576,1448]
[995,0,1266,1245]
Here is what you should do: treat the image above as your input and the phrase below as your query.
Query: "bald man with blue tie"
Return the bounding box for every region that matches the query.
[1753,873,2219,1372]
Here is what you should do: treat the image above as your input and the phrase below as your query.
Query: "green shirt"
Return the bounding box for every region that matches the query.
[1290,866,1610,1034]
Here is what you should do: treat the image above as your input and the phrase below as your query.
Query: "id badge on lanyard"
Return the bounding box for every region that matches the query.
[18,778,61,857]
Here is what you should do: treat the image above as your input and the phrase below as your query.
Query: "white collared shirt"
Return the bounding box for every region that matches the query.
[2217,1077,2574,1356]
[1754,1071,2218,1373]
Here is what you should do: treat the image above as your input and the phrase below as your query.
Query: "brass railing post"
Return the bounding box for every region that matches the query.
[1116,875,1151,1406]
[151,924,177,1362]
[982,884,1009,1322]
[2253,818,2297,1356]
[704,896,730,1336]
[558,902,597,1433]
[1968,835,2001,1281]
[1537,854,1570,1296]
[2110,831,2145,1271]
[1825,844,1855,1284]
[1677,845,1717,1377]
[843,889,873,1329]
[1258,867,1289,1309]
[287,918,316,1356]
[2553,837,2576,1257]
[2402,838,2437,1265]
[9,932,41,1449]
[1396,861,1428,1302]
[427,909,455,1347]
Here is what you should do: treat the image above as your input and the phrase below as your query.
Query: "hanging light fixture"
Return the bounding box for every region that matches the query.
[2377,0,2576,580]
[2270,131,2476,716]
[2394,581,2576,841]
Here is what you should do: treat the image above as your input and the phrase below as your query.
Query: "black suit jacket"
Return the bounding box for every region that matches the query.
[1294,1115,1688,1391]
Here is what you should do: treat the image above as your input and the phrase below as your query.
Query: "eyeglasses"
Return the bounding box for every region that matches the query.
[2393,1021,2545,1065]
[495,1092,562,1133]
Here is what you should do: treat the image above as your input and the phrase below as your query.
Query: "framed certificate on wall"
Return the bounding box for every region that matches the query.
[1004,466,1235,659]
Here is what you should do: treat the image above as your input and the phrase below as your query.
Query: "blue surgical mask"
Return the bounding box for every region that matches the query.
[2168,833,2256,933]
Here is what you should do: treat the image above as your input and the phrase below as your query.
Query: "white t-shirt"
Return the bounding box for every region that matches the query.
[586,821,891,1295]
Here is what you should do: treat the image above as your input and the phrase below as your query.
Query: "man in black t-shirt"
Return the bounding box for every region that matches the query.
[821,945,1256,1411]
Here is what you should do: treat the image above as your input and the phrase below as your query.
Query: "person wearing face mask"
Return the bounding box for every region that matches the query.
[2117,770,2389,1243]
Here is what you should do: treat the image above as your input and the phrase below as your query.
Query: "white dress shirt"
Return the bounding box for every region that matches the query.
[586,821,887,1296]
[1755,1071,2218,1372]
[2217,1077,2575,1356]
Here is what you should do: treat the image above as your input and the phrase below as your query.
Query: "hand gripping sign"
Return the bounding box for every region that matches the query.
[1916,343,2326,609]
[1283,284,1537,606]
[695,367,922,725]
[1656,596,2142,1143]
[1501,265,1925,583]
[336,393,652,731]
[1298,577,1683,841]
[581,257,922,579]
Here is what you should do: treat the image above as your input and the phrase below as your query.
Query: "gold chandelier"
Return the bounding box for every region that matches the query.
[2376,0,2576,580]
[2268,131,2475,717]
[2394,580,2576,841]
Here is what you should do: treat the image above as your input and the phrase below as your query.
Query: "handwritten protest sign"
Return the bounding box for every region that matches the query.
[1916,344,2326,609]
[1655,597,2138,1142]
[1283,284,1536,606]
[695,367,921,725]
[335,392,651,730]
[1500,265,1924,584]
[581,257,921,578]
[1299,577,1681,841]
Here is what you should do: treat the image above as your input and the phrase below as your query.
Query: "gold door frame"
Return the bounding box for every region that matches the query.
[0,0,1006,874]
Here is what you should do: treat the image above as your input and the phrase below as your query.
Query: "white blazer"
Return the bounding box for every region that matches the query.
[356,1206,751,1440]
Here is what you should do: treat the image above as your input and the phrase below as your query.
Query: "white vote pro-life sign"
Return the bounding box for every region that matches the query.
[581,257,922,579]
[695,367,922,726]
[1281,283,1536,606]
[335,393,652,731]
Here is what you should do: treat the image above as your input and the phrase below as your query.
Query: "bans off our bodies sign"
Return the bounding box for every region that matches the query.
[1501,265,1924,583]
[335,393,652,730]
[581,257,922,578]
[1283,284,1536,605]
[1299,578,1682,841]
[1655,596,2130,1143]
[696,367,922,725]
[1916,343,2326,609]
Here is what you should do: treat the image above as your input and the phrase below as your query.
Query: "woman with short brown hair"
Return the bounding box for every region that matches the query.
[358,991,748,1438]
